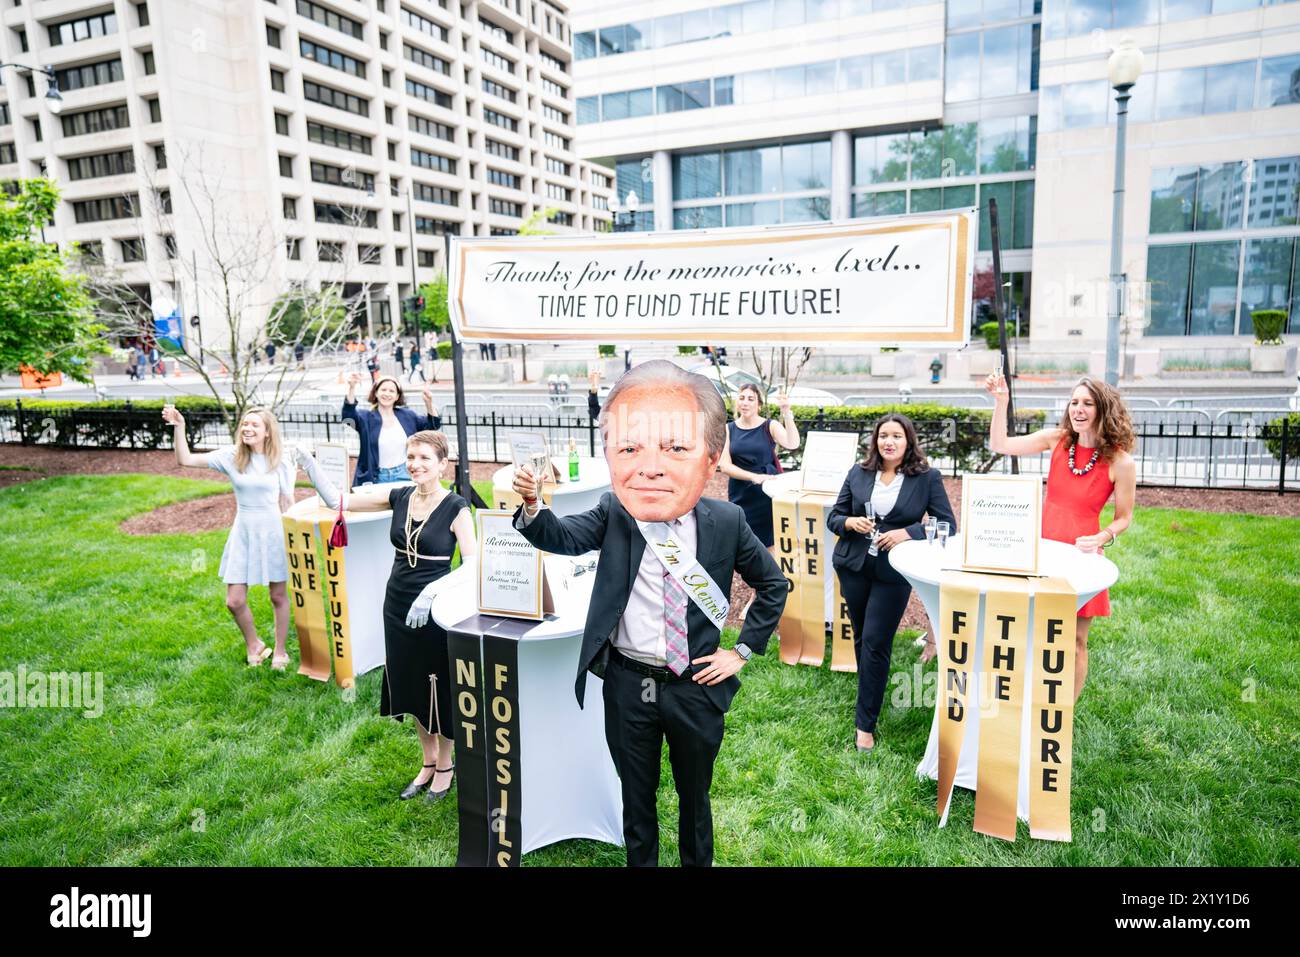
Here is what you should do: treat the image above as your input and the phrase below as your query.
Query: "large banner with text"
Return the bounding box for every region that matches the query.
[448,213,976,346]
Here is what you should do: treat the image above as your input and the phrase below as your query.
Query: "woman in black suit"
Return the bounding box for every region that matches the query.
[827,413,956,753]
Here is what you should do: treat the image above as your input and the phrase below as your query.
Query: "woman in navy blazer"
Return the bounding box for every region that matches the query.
[342,372,442,485]
[826,413,956,753]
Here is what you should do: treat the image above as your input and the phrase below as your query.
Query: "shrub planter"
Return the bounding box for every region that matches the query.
[1249,345,1294,374]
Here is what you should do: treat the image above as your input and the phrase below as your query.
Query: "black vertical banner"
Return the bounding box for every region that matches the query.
[481,634,523,867]
[448,627,488,867]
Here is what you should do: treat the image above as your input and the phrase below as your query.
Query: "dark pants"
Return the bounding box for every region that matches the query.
[601,652,724,867]
[836,564,913,734]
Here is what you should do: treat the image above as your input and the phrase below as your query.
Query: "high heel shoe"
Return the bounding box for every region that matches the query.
[400,764,436,800]
[426,765,455,802]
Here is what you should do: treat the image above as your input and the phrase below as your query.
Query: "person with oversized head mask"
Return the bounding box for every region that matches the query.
[512,359,787,866]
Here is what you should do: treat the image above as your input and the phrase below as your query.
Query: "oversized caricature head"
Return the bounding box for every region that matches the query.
[599,360,726,523]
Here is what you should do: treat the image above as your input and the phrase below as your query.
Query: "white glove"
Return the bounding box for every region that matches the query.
[405,580,439,629]
[294,446,341,510]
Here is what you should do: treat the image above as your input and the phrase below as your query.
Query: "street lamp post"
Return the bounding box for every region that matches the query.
[0,63,63,115]
[610,190,640,233]
[1104,37,1144,387]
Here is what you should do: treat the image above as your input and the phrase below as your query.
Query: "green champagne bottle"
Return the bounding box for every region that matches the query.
[568,438,579,482]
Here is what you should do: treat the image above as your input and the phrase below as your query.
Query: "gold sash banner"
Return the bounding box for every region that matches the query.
[830,568,856,672]
[972,576,1031,842]
[937,572,981,821]
[318,525,356,689]
[797,493,828,666]
[282,518,331,682]
[772,491,802,666]
[1029,576,1078,842]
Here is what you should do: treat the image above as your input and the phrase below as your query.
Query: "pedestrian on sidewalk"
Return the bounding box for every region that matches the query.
[408,339,425,383]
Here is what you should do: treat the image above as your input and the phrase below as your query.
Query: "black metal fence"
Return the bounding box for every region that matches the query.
[1,399,1294,493]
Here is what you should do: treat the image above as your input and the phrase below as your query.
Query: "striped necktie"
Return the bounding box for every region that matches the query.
[662,539,690,676]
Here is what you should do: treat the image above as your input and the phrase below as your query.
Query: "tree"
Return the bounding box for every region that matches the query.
[0,179,106,383]
[81,147,378,437]
[419,273,450,337]
[518,206,560,236]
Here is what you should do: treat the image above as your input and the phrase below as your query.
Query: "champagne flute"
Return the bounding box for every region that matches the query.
[528,451,549,500]
[925,516,937,545]
[936,521,950,549]
[865,502,880,557]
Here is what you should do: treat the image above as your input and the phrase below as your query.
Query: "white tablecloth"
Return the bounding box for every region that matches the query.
[430,556,623,856]
[890,538,1118,822]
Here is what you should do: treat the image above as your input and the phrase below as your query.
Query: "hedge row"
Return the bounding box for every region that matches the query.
[0,398,231,449]
[751,402,1047,473]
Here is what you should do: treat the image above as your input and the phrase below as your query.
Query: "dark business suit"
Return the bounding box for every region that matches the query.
[514,492,787,866]
[827,466,956,734]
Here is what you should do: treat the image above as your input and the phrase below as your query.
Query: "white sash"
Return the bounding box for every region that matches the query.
[635,519,730,632]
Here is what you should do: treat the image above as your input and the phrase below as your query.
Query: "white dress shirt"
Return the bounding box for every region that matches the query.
[376,419,407,469]
[520,505,696,667]
[870,472,905,518]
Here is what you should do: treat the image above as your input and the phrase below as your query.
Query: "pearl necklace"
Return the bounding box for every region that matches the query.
[1068,443,1101,476]
[403,486,443,568]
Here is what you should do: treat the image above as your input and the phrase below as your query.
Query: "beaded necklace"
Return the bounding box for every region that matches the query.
[403,486,444,568]
[1068,442,1101,476]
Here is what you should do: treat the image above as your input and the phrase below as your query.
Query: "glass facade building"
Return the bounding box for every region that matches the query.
[573,0,1300,340]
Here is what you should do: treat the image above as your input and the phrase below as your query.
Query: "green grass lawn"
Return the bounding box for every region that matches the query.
[0,474,1297,866]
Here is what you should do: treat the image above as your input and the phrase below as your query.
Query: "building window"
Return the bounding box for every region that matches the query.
[488,168,520,188]
[48,11,118,47]
[283,196,297,219]
[307,120,372,154]
[147,98,161,123]
[120,237,144,262]
[303,79,369,117]
[540,51,567,75]
[136,4,150,28]
[72,194,140,223]
[412,148,456,174]
[61,104,131,137]
[54,59,125,92]
[154,144,166,169]
[318,240,345,262]
[415,216,458,236]
[270,68,286,93]
[296,0,364,39]
[485,138,519,161]
[483,108,518,132]
[279,154,293,177]
[266,24,281,48]
[406,78,453,110]
[66,149,135,181]
[479,17,513,45]
[300,38,366,78]
[545,131,570,151]
[481,47,515,74]
[418,249,437,268]
[164,234,178,258]
[401,7,448,43]
[489,198,522,217]
[78,240,104,262]
[286,237,302,260]
[404,43,451,76]
[311,160,375,191]
[409,113,453,141]
[545,157,571,177]
[482,77,517,103]
[413,182,458,206]
[141,50,156,75]
[1149,163,1247,234]
[275,111,290,135]
[314,202,379,227]
[0,143,15,164]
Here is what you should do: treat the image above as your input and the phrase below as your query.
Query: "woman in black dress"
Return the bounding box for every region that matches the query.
[717,383,800,547]
[346,430,476,802]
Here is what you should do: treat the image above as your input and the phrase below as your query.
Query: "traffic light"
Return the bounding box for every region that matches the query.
[403,295,425,320]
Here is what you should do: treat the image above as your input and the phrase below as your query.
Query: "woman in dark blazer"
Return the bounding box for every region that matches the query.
[342,372,442,485]
[827,413,956,753]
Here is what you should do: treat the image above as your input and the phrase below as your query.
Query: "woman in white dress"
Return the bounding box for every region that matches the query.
[162,405,339,668]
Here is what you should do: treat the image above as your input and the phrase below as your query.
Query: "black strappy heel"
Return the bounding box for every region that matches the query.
[426,764,456,802]
[400,763,437,801]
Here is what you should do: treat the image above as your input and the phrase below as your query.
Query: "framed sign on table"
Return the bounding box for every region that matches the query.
[476,509,554,620]
[799,431,861,493]
[959,474,1042,576]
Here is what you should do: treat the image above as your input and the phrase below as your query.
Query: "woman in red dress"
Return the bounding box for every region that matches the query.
[984,374,1136,701]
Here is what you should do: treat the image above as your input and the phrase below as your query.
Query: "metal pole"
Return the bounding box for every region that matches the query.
[987,196,1018,475]
[445,234,474,504]
[406,185,420,343]
[1105,85,1132,387]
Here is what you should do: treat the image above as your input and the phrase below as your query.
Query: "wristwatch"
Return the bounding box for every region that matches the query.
[734,643,753,662]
